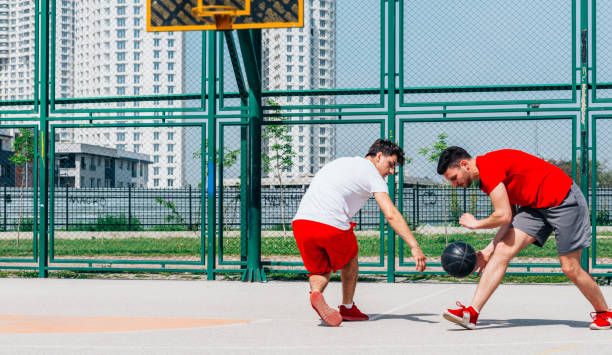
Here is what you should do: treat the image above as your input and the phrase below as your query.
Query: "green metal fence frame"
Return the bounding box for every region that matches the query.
[396,115,578,278]
[398,0,577,108]
[218,118,388,276]
[0,124,39,271]
[49,7,209,114]
[218,1,387,113]
[590,0,612,103]
[43,121,209,275]
[2,0,612,280]
[590,115,612,276]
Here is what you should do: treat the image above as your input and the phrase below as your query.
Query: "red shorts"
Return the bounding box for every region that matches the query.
[292,219,358,276]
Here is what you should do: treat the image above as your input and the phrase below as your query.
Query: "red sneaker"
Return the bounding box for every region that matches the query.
[310,291,342,327]
[590,311,611,330]
[339,303,369,321]
[442,302,479,330]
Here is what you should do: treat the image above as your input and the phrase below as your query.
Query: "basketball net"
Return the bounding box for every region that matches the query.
[191,1,240,30]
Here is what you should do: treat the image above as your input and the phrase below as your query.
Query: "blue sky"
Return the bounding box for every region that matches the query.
[181,0,612,184]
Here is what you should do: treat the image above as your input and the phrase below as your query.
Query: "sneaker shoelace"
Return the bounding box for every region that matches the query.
[456,301,467,310]
[590,312,608,322]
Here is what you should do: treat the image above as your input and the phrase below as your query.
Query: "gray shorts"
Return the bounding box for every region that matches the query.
[509,183,591,255]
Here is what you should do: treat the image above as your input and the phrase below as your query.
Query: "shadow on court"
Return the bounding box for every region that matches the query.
[368,313,439,323]
[447,318,590,330]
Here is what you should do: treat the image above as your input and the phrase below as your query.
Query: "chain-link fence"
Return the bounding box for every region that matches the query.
[2,1,612,279]
[400,0,575,106]
[397,117,576,272]
[47,122,206,270]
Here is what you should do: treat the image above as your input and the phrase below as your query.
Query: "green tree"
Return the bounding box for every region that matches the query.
[417,133,448,163]
[546,157,612,187]
[417,133,455,239]
[9,128,35,246]
[263,99,296,237]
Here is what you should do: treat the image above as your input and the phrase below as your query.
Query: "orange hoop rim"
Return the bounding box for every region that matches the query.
[191,5,239,19]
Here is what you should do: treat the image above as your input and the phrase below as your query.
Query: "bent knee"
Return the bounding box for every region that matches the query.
[561,263,583,278]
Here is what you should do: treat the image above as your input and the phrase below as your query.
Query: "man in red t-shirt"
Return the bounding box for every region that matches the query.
[437,147,611,330]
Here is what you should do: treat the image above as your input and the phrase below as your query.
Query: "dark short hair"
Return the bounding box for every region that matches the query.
[365,139,405,165]
[437,146,472,174]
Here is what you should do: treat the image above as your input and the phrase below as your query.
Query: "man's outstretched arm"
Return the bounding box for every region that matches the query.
[459,182,512,230]
[374,192,426,272]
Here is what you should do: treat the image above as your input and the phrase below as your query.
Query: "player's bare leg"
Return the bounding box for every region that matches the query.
[471,228,535,311]
[559,249,608,312]
[341,255,358,304]
[309,272,331,293]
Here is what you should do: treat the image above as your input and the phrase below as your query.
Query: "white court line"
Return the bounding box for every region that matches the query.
[368,286,456,321]
[0,339,610,350]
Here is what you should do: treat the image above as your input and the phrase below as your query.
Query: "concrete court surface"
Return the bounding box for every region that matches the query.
[0,278,611,354]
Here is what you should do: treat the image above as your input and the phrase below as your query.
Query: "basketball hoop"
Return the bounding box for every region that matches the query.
[191,4,239,30]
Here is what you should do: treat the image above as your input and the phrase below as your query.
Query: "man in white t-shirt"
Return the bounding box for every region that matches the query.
[292,139,427,327]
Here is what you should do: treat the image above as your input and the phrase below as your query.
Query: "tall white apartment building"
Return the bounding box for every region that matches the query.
[0,1,8,62]
[262,0,336,178]
[0,0,35,102]
[56,0,75,99]
[56,0,187,188]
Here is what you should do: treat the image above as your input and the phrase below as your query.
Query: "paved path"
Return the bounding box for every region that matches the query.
[0,278,611,354]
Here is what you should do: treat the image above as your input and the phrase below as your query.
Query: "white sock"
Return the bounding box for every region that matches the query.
[342,302,354,308]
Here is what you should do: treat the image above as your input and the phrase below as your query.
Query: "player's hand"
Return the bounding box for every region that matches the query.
[411,246,427,272]
[459,213,479,229]
[474,249,491,276]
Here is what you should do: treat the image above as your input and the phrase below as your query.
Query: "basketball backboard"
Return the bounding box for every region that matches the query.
[147,0,304,31]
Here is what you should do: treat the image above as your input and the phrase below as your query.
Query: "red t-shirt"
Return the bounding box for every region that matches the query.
[476,149,573,208]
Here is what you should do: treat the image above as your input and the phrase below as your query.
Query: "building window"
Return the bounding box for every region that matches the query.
[134,144,140,152]
[167,144,174,152]
[167,167,174,175]
[153,132,159,140]
[117,133,125,141]
[167,179,174,187]
[154,179,159,187]
[153,144,159,152]
[154,155,160,163]
[167,132,174,140]
[153,167,159,175]
[167,155,174,163]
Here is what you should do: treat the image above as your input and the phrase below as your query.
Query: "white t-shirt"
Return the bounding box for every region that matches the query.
[293,156,389,230]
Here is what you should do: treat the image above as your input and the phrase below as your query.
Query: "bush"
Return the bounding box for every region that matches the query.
[594,209,611,226]
[91,214,143,231]
[18,217,34,232]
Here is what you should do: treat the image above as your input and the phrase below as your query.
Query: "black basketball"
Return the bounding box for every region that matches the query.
[441,241,477,278]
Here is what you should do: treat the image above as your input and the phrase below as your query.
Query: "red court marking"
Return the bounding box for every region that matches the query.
[0,314,251,334]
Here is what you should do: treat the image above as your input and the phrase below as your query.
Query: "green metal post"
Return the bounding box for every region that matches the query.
[222,31,250,267]
[38,0,50,278]
[206,31,217,280]
[386,0,397,283]
[237,29,266,282]
[579,0,589,271]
